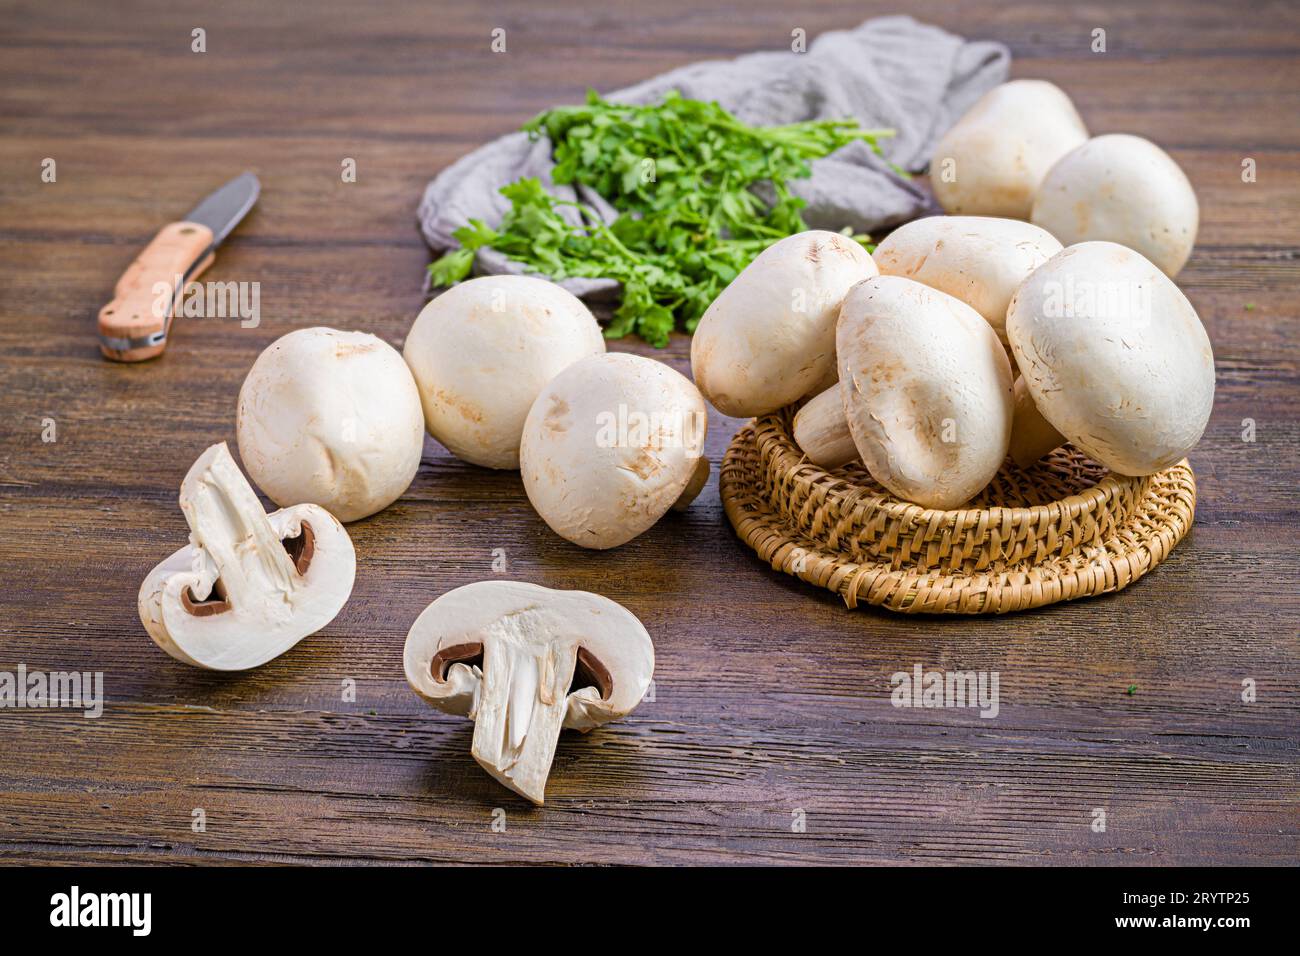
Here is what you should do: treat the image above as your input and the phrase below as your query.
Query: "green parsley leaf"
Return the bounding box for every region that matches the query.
[429,91,895,345]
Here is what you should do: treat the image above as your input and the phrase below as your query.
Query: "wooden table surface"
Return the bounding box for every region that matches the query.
[1,0,1297,865]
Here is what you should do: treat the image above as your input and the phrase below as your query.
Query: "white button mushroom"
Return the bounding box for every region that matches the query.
[138,443,356,671]
[1008,375,1066,469]
[690,230,878,417]
[404,580,654,805]
[794,276,1014,508]
[520,353,708,549]
[1031,133,1199,277]
[872,215,1063,342]
[236,327,425,523]
[403,275,605,469]
[1006,241,1216,475]
[870,216,1068,467]
[931,80,1089,219]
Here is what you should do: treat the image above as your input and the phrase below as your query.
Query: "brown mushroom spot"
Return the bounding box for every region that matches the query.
[434,387,484,424]
[543,395,571,434]
[334,340,379,358]
[621,447,663,481]
[826,233,858,260]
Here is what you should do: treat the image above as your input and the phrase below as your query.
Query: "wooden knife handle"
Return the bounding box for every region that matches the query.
[98,220,215,362]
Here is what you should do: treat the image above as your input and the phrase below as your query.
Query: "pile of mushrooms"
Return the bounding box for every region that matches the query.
[137,275,687,802]
[768,219,1215,504]
[933,79,1199,279]
[133,75,1217,806]
[691,79,1214,509]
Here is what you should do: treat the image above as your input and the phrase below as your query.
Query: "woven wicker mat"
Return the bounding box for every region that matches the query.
[720,407,1196,614]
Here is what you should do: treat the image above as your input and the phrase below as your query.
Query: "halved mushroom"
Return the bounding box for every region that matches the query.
[1006,241,1215,475]
[690,230,878,418]
[138,443,356,670]
[793,276,1013,508]
[520,353,709,549]
[404,580,654,805]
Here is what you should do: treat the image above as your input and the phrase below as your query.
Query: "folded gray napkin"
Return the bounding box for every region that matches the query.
[418,15,1009,297]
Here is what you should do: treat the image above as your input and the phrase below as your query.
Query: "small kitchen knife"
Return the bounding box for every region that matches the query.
[98,172,260,362]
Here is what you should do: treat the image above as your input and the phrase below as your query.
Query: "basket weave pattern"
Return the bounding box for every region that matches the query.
[720,407,1197,614]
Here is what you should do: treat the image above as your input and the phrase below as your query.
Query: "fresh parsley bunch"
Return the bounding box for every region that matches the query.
[429,90,893,347]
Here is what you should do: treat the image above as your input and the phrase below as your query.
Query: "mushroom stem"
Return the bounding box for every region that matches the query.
[178,443,300,608]
[1008,376,1065,469]
[670,457,711,512]
[470,622,580,805]
[792,386,857,469]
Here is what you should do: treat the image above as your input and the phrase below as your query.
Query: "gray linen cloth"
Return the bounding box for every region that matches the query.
[418,15,1009,297]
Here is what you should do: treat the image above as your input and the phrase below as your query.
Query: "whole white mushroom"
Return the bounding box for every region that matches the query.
[931,80,1088,219]
[520,353,708,549]
[403,275,605,469]
[691,230,877,418]
[1031,133,1199,277]
[236,327,425,522]
[871,216,1068,466]
[836,277,1014,508]
[1006,241,1215,475]
[794,276,1014,508]
[872,215,1062,342]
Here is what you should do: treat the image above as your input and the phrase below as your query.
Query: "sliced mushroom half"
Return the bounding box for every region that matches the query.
[404,581,654,805]
[138,442,356,670]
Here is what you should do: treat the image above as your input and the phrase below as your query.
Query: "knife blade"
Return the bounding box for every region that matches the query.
[98,172,261,362]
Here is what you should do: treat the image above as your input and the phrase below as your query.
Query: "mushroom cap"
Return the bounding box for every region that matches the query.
[931,79,1088,219]
[404,580,654,728]
[236,327,424,522]
[1031,134,1199,277]
[138,444,356,671]
[1006,241,1215,475]
[520,353,708,549]
[836,276,1014,509]
[690,230,877,417]
[873,216,1062,340]
[403,275,605,469]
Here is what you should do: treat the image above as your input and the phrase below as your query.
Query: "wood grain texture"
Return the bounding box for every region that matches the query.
[0,0,1297,865]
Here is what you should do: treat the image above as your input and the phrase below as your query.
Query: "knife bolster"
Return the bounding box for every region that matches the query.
[98,220,216,362]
